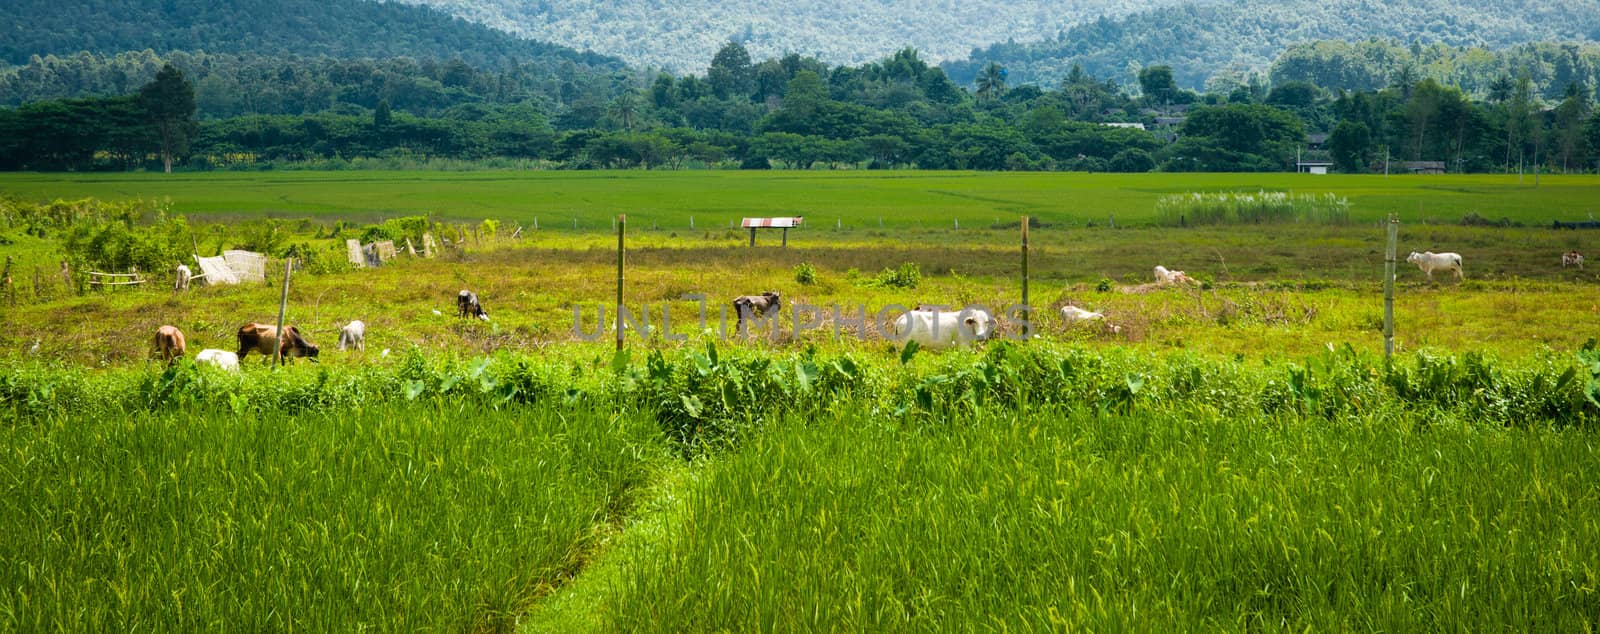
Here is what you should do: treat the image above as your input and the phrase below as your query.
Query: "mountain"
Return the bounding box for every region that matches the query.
[942,0,1600,90]
[382,0,1213,72]
[0,0,626,71]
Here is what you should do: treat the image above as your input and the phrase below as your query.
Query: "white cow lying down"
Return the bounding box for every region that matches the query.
[1153,265,1197,285]
[1060,305,1123,333]
[195,349,239,371]
[1406,251,1463,281]
[893,308,997,348]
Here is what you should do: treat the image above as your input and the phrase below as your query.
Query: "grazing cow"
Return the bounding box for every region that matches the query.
[174,263,192,291]
[1562,251,1584,269]
[338,320,366,351]
[892,307,997,349]
[195,349,240,372]
[153,325,186,363]
[457,290,489,321]
[236,323,319,362]
[1154,265,1197,285]
[732,291,781,333]
[1406,251,1464,282]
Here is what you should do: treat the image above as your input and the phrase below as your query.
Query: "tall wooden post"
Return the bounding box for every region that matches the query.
[272,257,294,370]
[3,256,13,307]
[1020,216,1030,341]
[748,227,756,247]
[1383,216,1398,362]
[616,214,626,352]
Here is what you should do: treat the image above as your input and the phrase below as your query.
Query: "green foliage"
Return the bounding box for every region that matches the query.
[864,262,921,289]
[793,262,817,285]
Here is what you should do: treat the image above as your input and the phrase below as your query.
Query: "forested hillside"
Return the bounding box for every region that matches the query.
[385,0,1207,71]
[1270,40,1600,100]
[944,0,1600,90]
[0,0,625,71]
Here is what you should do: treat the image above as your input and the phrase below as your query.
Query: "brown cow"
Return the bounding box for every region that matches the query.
[153,325,186,363]
[236,323,320,363]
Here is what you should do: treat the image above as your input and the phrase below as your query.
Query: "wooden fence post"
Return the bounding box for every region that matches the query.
[616,214,626,352]
[1021,216,1030,341]
[273,257,294,370]
[2,256,13,306]
[1383,216,1398,362]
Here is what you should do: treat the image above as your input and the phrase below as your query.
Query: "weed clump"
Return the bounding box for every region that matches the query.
[793,262,817,285]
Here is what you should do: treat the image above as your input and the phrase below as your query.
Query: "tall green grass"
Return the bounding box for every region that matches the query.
[0,403,669,631]
[1156,191,1352,225]
[600,406,1600,631]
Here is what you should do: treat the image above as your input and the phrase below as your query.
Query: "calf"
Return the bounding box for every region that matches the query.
[1563,251,1584,269]
[338,320,366,352]
[195,349,240,372]
[1406,251,1464,282]
[457,290,489,321]
[732,291,781,333]
[237,323,319,362]
[174,263,192,291]
[153,325,186,363]
[891,307,997,349]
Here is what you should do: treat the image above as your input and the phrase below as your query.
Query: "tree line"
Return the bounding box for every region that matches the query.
[3,43,1599,174]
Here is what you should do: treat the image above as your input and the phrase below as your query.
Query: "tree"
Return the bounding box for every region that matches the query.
[1553,82,1593,171]
[1138,65,1179,105]
[1328,120,1372,172]
[137,63,196,173]
[606,91,641,131]
[373,99,392,128]
[976,62,1007,101]
[707,41,755,100]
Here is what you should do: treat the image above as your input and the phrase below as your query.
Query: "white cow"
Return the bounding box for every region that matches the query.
[892,307,997,349]
[1406,251,1464,281]
[1562,251,1584,269]
[174,263,192,291]
[1060,305,1122,334]
[1153,265,1197,285]
[338,320,366,351]
[195,349,240,372]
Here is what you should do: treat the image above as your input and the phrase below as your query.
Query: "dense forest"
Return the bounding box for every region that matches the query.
[0,0,625,70]
[387,0,1199,72]
[943,0,1600,90]
[5,42,1599,175]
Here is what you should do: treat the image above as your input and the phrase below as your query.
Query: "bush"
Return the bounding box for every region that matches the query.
[794,262,817,285]
[867,263,920,289]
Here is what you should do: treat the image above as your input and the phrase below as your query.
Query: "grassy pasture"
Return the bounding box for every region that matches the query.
[4,170,1600,631]
[3,170,1599,227]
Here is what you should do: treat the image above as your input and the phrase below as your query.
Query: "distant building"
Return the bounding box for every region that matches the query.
[1305,133,1329,151]
[1402,161,1446,175]
[1100,122,1146,131]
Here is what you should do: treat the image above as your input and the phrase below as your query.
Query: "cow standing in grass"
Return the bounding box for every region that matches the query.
[892,307,997,349]
[1406,251,1464,282]
[338,320,366,351]
[237,323,319,363]
[153,325,186,363]
[174,264,192,291]
[457,290,489,321]
[1563,251,1584,269]
[733,291,781,334]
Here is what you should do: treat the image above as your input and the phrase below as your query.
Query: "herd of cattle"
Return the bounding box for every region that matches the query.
[149,249,1587,364]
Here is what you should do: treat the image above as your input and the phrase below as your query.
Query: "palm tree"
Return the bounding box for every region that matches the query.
[607,91,641,131]
[976,62,1007,101]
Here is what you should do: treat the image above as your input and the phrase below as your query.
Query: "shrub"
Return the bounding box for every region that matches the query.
[793,262,817,285]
